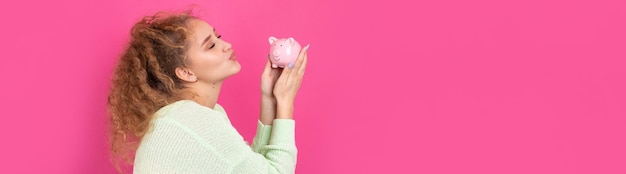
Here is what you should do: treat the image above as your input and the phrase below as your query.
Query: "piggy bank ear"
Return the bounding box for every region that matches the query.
[269,36,278,44]
[287,37,295,45]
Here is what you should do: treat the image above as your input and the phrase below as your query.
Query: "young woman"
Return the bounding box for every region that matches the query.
[107,10,308,173]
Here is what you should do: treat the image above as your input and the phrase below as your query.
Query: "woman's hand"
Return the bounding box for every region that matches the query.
[261,55,282,98]
[259,56,282,125]
[273,44,309,119]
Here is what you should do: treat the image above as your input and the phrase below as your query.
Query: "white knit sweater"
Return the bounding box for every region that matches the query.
[133,100,297,173]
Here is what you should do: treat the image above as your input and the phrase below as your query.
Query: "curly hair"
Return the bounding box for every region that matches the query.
[107,10,199,173]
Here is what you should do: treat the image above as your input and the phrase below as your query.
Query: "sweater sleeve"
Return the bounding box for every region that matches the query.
[251,120,273,153]
[237,119,297,174]
[133,117,297,174]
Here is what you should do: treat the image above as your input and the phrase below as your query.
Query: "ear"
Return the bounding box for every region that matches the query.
[268,36,278,44]
[175,67,198,82]
[287,37,295,45]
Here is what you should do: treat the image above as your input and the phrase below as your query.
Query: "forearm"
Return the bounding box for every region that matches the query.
[260,95,277,125]
[276,99,294,119]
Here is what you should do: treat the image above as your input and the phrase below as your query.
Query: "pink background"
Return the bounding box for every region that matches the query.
[0,0,625,173]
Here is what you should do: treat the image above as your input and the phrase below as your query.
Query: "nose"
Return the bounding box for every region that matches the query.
[272,49,281,57]
[222,40,232,52]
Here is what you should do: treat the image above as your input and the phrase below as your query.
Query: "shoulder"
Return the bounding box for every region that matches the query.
[137,100,249,167]
[150,100,234,135]
[213,103,227,114]
[144,100,247,153]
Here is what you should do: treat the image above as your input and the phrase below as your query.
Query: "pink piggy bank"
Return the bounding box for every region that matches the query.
[268,36,302,68]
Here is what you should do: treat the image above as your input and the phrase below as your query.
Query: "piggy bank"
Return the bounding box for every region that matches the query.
[268,36,302,68]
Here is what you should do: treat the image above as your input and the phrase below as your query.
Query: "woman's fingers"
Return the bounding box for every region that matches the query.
[298,53,307,76]
[292,44,309,72]
[263,55,272,74]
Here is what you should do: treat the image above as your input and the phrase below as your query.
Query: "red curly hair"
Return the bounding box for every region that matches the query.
[107,10,199,173]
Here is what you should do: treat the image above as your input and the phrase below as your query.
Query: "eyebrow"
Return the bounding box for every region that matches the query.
[201,28,217,47]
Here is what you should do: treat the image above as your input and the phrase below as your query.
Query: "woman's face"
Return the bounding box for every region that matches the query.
[184,19,241,83]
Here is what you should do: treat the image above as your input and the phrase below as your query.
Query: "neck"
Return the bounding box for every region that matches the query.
[182,81,223,109]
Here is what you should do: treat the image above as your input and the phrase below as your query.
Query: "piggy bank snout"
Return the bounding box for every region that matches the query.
[272,49,281,57]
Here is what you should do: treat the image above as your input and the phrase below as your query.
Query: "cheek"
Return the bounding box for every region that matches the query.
[196,53,227,74]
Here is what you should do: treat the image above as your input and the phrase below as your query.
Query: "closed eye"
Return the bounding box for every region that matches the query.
[208,35,222,49]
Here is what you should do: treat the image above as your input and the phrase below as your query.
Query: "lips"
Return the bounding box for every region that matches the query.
[229,53,237,61]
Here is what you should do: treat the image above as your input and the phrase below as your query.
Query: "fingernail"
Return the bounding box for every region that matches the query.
[304,44,310,51]
[288,62,295,69]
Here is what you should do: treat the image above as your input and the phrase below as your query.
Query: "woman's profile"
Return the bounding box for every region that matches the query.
[107,9,308,173]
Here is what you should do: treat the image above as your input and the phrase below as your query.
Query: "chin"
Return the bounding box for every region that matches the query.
[230,61,242,75]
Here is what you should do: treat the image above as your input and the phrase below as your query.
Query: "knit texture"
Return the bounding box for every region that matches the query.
[133,100,297,173]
